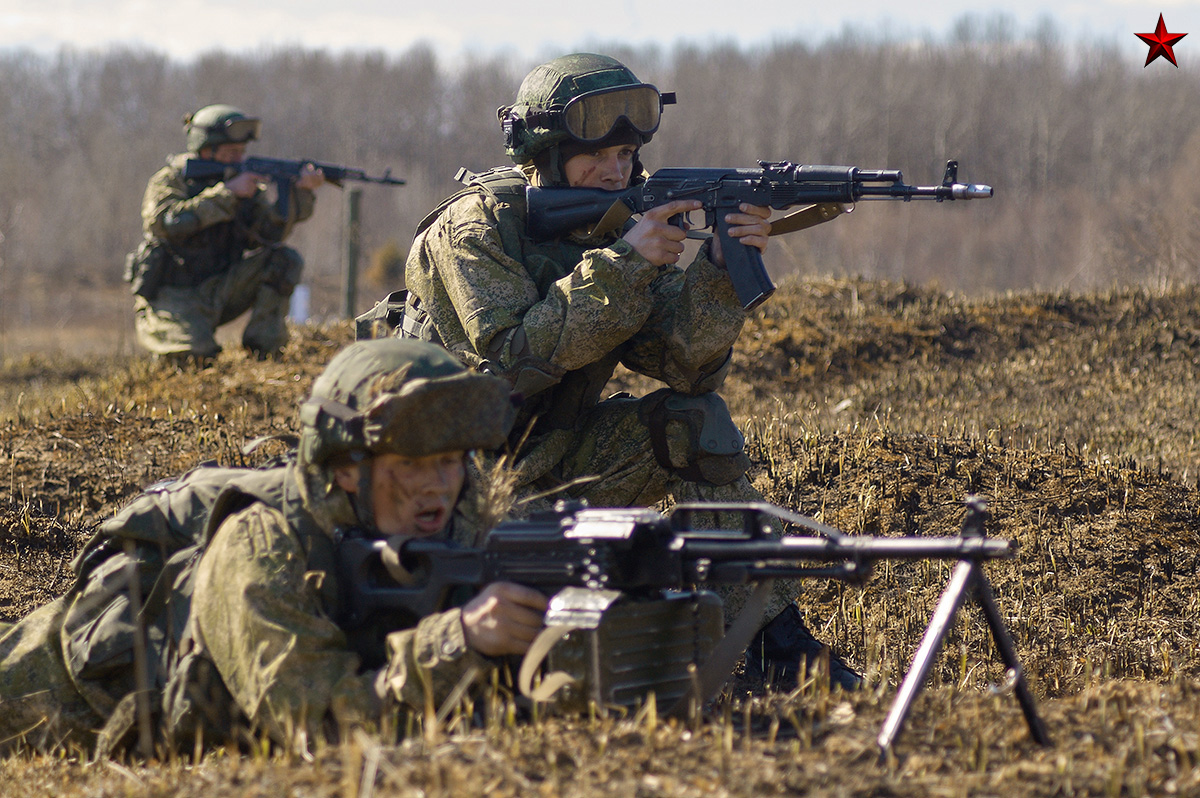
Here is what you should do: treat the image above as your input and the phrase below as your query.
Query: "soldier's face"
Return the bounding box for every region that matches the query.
[335,451,466,538]
[564,144,636,190]
[211,143,248,164]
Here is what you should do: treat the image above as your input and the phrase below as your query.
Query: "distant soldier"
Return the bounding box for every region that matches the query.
[0,339,544,755]
[125,104,325,362]
[396,53,860,690]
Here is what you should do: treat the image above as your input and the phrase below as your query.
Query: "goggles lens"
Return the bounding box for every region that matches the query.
[222,117,261,143]
[562,84,663,143]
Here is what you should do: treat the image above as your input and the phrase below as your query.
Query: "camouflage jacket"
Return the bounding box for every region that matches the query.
[137,152,316,289]
[185,472,493,747]
[0,459,490,755]
[404,168,748,443]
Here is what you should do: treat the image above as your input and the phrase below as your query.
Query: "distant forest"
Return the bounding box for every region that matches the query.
[2,18,1199,326]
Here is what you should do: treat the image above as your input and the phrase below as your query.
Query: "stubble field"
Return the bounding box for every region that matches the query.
[1,276,1199,796]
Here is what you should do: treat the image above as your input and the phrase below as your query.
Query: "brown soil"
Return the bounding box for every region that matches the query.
[2,277,1200,796]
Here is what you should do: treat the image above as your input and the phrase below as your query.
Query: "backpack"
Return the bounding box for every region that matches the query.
[58,457,322,754]
[355,167,529,342]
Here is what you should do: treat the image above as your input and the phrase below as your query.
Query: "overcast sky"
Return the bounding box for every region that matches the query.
[0,1,1192,64]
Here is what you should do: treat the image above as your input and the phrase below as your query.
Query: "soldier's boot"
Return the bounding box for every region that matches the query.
[671,478,861,692]
[154,349,219,369]
[745,605,862,692]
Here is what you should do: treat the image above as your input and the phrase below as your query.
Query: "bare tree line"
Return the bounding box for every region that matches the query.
[0,21,1197,337]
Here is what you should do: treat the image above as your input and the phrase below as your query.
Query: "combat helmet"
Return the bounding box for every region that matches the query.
[498,53,675,174]
[184,103,262,153]
[299,338,516,473]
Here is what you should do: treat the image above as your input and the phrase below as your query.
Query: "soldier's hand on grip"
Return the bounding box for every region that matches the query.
[622,199,700,266]
[461,581,548,656]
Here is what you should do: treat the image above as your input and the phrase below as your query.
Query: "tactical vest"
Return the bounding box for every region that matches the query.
[126,156,283,298]
[393,167,631,438]
[386,167,531,344]
[355,168,525,341]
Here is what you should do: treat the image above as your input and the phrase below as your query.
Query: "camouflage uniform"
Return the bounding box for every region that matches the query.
[400,55,862,689]
[185,466,492,748]
[405,168,754,509]
[0,460,493,754]
[0,340,519,754]
[402,54,769,616]
[127,109,316,359]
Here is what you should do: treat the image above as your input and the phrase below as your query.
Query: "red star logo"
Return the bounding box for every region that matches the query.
[1136,14,1187,67]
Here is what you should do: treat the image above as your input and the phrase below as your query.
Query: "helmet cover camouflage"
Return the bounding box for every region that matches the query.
[184,104,261,153]
[299,339,516,469]
[498,53,671,164]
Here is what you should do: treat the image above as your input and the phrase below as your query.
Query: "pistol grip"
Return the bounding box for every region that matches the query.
[271,177,295,220]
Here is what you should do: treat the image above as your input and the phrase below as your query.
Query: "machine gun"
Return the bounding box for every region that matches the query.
[526,159,992,310]
[183,155,405,217]
[336,498,1048,753]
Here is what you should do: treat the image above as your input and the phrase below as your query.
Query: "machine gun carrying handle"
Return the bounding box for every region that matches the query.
[961,495,989,537]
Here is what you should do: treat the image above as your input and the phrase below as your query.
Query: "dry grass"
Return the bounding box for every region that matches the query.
[3,277,1200,796]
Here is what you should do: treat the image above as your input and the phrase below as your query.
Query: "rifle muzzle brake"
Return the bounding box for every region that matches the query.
[952,183,994,199]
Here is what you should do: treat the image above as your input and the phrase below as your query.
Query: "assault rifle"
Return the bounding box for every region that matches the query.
[336,498,1048,753]
[526,159,992,310]
[183,155,405,217]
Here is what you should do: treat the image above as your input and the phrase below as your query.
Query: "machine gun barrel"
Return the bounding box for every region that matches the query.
[681,534,1013,563]
[333,498,1046,751]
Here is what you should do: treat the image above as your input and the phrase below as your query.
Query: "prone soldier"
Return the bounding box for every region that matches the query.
[0,339,545,755]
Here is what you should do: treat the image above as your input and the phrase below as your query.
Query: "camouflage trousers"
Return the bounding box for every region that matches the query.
[509,392,798,625]
[133,246,302,359]
[0,598,102,754]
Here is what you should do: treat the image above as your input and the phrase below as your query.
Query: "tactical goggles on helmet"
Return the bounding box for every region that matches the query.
[517,84,674,144]
[561,84,675,142]
[210,116,261,144]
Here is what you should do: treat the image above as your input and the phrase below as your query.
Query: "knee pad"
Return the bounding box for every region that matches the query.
[640,389,750,486]
[263,246,304,296]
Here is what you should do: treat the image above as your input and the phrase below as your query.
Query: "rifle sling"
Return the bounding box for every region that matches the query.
[589,200,635,239]
[518,624,581,702]
[667,578,775,718]
[769,202,847,236]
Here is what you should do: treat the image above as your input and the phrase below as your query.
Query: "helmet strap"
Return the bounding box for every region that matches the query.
[631,151,646,184]
[349,457,378,533]
[532,146,568,187]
